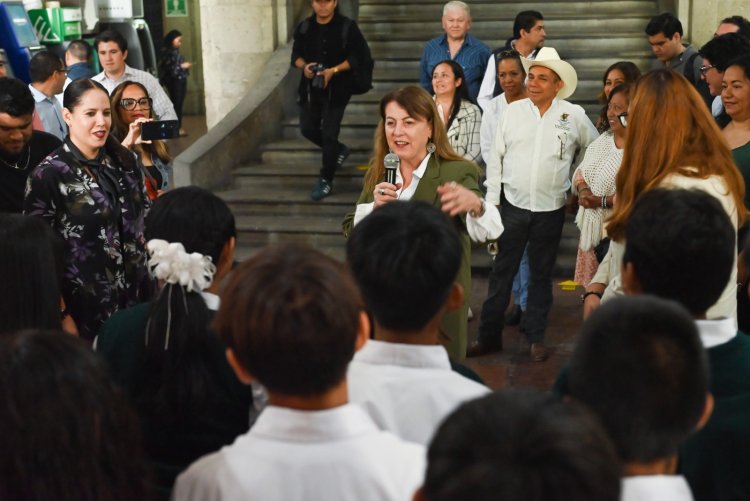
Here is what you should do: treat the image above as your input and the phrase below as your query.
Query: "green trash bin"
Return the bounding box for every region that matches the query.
[28,8,65,45]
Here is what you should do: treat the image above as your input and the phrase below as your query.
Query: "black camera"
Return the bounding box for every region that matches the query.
[311,64,326,90]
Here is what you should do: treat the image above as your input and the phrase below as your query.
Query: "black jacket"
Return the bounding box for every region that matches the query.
[291,12,368,106]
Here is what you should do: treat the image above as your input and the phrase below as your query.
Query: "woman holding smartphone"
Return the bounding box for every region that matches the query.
[24,79,152,341]
[110,81,172,200]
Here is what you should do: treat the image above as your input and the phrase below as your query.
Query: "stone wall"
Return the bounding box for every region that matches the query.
[199,0,308,128]
[678,0,747,47]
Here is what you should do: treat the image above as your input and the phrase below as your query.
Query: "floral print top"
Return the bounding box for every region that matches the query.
[24,136,153,341]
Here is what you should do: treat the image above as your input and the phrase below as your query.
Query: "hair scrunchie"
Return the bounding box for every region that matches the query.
[146,239,216,292]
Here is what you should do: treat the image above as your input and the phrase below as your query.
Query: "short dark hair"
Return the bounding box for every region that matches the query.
[495,49,524,73]
[720,15,750,39]
[28,51,64,83]
[567,296,709,464]
[0,330,149,501]
[94,29,128,53]
[727,53,750,82]
[0,76,35,116]
[512,10,543,39]
[214,243,362,396]
[0,214,65,335]
[62,78,109,111]
[699,33,750,72]
[645,12,683,38]
[66,40,91,61]
[423,389,622,501]
[623,189,735,315]
[347,201,462,333]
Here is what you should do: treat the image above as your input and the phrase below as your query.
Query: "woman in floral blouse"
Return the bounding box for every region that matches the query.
[24,79,152,341]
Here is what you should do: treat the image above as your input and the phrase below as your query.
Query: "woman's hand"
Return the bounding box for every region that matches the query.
[303,62,318,80]
[121,117,153,150]
[374,182,402,208]
[579,193,601,209]
[437,181,483,217]
[180,61,192,70]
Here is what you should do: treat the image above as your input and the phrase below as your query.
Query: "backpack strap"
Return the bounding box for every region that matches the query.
[683,52,699,85]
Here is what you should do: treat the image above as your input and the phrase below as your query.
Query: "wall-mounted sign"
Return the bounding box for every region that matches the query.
[165,0,187,17]
[98,0,132,20]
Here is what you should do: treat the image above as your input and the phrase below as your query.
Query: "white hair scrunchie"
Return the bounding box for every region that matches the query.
[146,239,216,292]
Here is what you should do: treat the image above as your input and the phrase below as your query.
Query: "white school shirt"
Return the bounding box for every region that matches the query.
[621,475,694,501]
[348,340,490,445]
[485,97,598,210]
[352,153,503,242]
[92,65,177,121]
[173,404,426,501]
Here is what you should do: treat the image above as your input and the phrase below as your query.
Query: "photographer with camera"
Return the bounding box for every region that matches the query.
[292,0,370,201]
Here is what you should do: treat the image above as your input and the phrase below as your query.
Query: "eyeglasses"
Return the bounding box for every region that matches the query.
[119,97,152,110]
[617,112,628,128]
[56,68,68,74]
[699,64,716,76]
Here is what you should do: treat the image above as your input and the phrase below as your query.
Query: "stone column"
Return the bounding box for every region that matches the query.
[200,0,292,128]
[680,0,748,47]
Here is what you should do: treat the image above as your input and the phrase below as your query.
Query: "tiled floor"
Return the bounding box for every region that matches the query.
[464,272,583,392]
[174,114,584,393]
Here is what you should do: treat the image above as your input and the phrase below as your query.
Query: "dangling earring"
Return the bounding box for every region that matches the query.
[426,139,436,154]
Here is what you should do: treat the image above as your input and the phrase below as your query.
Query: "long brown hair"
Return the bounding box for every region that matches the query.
[364,85,467,193]
[607,69,746,241]
[109,81,171,163]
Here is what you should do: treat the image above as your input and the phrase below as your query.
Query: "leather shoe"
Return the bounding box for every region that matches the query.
[530,342,548,362]
[505,305,523,326]
[466,339,502,358]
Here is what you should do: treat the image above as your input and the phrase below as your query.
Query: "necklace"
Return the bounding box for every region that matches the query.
[0,146,31,171]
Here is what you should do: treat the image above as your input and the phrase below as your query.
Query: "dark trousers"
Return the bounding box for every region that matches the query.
[165,78,187,127]
[299,90,350,182]
[478,199,566,344]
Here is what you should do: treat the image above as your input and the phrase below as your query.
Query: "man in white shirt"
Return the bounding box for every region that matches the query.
[567,295,712,501]
[92,30,177,121]
[173,244,425,501]
[476,10,545,110]
[469,47,597,361]
[346,201,490,445]
[28,51,67,140]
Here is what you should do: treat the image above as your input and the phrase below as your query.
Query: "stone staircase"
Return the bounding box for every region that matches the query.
[217,0,658,271]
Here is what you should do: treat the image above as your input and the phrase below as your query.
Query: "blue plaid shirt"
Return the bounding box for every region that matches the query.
[419,33,491,102]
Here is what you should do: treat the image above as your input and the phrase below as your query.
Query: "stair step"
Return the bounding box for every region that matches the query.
[367,37,651,61]
[359,1,657,18]
[361,18,654,41]
[233,163,367,178]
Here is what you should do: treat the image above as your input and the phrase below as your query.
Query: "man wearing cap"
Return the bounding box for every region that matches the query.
[468,47,597,362]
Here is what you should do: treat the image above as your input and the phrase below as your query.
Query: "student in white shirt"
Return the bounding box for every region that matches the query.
[567,296,714,501]
[173,244,425,501]
[470,47,598,361]
[416,390,621,501]
[617,189,750,501]
[346,201,490,445]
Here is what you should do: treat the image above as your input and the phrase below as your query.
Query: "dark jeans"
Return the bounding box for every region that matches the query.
[299,90,350,182]
[478,199,566,344]
[165,78,187,127]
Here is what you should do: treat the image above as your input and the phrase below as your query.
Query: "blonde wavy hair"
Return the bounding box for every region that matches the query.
[606,69,746,241]
[363,85,466,193]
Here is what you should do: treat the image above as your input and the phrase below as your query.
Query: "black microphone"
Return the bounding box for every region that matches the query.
[384,153,399,185]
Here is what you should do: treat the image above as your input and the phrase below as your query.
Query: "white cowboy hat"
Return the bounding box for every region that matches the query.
[521,47,578,100]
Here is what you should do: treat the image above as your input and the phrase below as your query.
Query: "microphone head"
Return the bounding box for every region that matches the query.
[384,152,400,170]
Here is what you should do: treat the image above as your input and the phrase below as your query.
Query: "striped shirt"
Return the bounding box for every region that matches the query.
[419,33,490,102]
[92,65,177,121]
